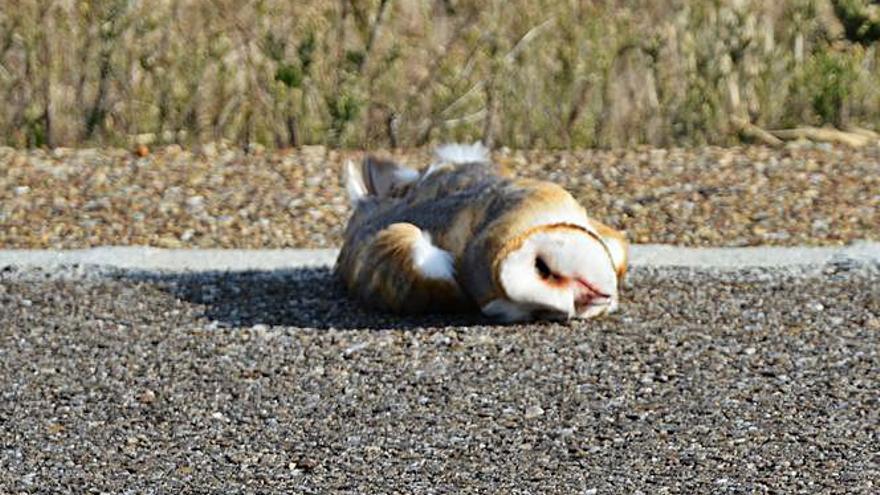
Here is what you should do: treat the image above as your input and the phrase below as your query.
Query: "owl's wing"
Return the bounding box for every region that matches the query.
[337,222,470,314]
[344,156,419,204]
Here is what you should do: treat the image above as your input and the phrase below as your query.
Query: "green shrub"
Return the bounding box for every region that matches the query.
[832,0,880,44]
[275,64,304,88]
[810,50,858,126]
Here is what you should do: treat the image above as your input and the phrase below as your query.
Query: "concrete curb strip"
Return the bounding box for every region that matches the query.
[0,243,878,273]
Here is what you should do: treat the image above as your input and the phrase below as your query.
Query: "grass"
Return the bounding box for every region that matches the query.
[0,0,878,149]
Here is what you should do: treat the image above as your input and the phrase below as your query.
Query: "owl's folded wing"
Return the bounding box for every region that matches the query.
[336,223,470,314]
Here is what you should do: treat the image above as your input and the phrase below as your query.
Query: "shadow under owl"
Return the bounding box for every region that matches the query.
[134,267,499,331]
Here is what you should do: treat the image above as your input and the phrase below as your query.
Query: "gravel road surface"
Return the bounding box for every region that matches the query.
[1,261,878,493]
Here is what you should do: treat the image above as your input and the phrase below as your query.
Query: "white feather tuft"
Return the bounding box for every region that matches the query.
[393,166,420,184]
[344,160,367,205]
[434,141,490,164]
[411,231,456,280]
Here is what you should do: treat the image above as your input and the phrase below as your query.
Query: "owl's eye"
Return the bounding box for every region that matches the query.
[535,256,552,279]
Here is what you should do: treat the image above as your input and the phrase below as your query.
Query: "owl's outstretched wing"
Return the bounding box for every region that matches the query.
[336,222,470,314]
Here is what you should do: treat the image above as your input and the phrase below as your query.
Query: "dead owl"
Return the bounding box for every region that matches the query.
[335,143,628,322]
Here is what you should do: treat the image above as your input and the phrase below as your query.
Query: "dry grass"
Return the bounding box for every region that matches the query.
[1,0,878,149]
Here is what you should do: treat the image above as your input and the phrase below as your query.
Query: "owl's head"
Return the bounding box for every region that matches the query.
[483,222,627,322]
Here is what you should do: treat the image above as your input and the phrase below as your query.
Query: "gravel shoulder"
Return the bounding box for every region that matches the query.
[2,144,878,249]
[1,261,878,492]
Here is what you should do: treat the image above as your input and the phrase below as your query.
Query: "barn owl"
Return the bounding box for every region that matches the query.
[335,143,628,322]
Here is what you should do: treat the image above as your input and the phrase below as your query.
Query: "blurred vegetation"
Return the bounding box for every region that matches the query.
[0,0,878,149]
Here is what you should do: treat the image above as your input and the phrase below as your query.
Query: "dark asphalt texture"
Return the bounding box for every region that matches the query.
[1,263,878,493]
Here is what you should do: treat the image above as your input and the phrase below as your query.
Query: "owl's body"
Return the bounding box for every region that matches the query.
[336,143,628,322]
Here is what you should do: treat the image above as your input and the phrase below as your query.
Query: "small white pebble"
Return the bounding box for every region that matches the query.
[186,195,205,208]
[525,405,544,419]
[343,341,370,356]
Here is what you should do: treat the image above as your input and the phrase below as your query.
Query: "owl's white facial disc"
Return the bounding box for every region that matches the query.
[489,227,618,321]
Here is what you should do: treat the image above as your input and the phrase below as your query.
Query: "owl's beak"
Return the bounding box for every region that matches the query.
[573,278,611,315]
[572,278,612,318]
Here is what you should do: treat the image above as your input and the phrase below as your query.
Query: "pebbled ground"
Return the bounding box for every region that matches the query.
[1,263,878,493]
[2,144,878,249]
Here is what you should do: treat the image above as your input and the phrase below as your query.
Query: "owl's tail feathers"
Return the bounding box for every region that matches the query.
[344,157,420,205]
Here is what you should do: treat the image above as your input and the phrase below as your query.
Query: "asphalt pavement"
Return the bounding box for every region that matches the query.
[0,253,878,493]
